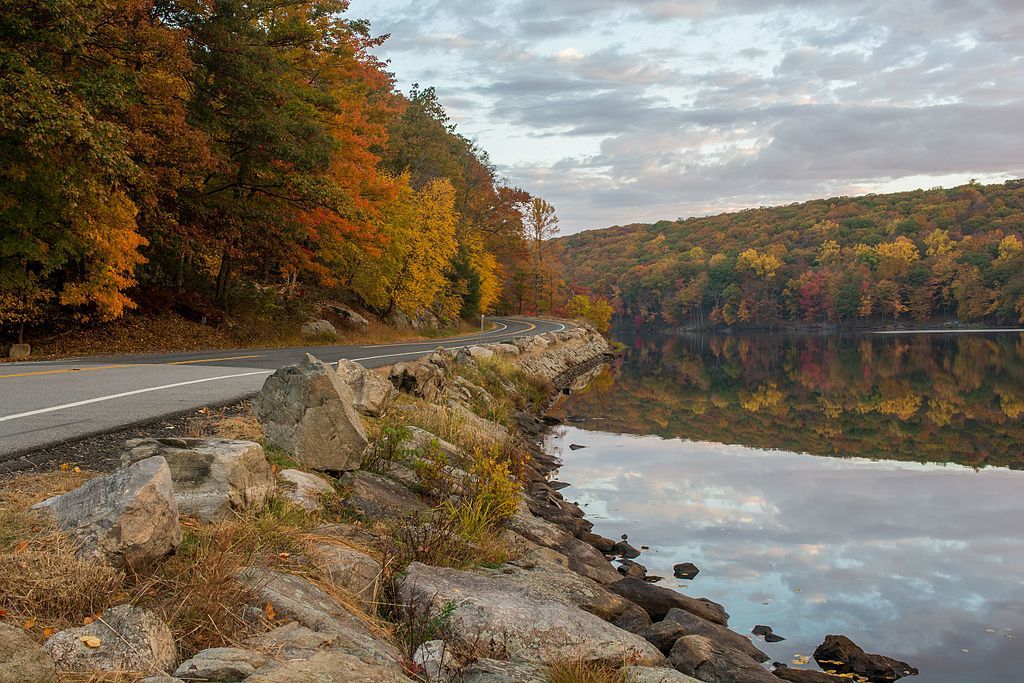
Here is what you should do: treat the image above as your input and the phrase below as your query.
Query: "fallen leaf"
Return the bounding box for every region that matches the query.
[59,463,70,471]
[22,618,36,629]
[72,467,81,473]
[278,552,290,559]
[42,627,54,638]
[264,602,276,621]
[79,636,102,648]
[83,617,94,626]
[12,540,29,553]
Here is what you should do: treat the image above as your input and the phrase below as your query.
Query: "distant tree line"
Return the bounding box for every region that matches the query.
[559,180,1024,328]
[0,0,560,342]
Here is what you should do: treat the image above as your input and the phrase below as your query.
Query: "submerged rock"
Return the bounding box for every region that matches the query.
[813,635,918,681]
[753,624,786,642]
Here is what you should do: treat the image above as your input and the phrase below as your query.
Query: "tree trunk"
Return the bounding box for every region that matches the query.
[215,249,231,305]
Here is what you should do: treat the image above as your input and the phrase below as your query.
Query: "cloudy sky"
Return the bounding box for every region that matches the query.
[349,0,1024,233]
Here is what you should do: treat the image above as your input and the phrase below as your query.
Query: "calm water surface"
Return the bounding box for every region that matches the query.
[548,331,1024,683]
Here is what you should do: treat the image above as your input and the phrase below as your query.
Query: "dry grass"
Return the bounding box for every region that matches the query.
[184,404,262,441]
[546,659,634,683]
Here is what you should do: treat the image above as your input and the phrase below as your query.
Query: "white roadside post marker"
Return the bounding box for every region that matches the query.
[480,314,484,332]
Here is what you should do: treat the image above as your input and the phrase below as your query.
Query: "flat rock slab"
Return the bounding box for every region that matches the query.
[277,469,334,512]
[34,456,181,568]
[399,562,664,667]
[461,659,548,682]
[0,623,56,683]
[45,604,176,675]
[626,666,703,683]
[341,470,428,520]
[244,651,407,682]
[308,541,382,612]
[246,622,401,668]
[123,437,274,522]
[242,567,365,635]
[255,354,367,471]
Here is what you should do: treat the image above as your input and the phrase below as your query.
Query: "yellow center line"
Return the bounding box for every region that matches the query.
[0,364,131,380]
[166,354,263,365]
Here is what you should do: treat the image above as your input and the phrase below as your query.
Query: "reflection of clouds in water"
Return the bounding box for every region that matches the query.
[552,427,1024,683]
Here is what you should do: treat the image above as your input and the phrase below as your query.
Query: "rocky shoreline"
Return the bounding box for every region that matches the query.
[0,324,917,682]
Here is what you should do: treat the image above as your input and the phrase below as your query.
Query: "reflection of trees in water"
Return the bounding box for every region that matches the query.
[563,333,1024,468]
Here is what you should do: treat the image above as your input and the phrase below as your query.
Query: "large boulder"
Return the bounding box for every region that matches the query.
[45,604,176,675]
[254,354,367,471]
[669,635,776,683]
[335,359,398,417]
[813,635,918,681]
[174,647,270,681]
[245,651,407,682]
[122,438,274,522]
[0,622,55,683]
[308,541,382,612]
[277,469,335,512]
[663,608,768,663]
[608,577,728,625]
[33,456,181,568]
[301,319,338,338]
[324,303,370,332]
[399,562,664,666]
[389,358,446,402]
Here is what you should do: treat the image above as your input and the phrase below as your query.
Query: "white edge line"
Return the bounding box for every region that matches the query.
[0,370,272,423]
[0,318,557,422]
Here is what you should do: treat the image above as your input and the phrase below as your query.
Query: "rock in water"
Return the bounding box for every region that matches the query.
[255,353,367,471]
[399,562,664,666]
[45,604,176,674]
[122,438,274,522]
[813,635,918,681]
[569,443,587,450]
[335,359,398,417]
[33,456,181,568]
[673,562,700,580]
[0,622,56,683]
[614,539,642,559]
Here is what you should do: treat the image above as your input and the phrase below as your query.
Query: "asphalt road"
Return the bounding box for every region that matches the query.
[0,317,565,460]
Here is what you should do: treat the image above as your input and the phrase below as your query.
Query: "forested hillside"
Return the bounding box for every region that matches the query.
[559,181,1024,328]
[0,0,556,344]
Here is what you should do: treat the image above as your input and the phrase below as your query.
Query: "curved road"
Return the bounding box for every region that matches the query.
[0,317,566,461]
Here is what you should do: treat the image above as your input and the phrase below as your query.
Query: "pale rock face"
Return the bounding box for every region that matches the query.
[254,354,367,471]
[389,358,447,402]
[301,319,337,337]
[324,303,369,332]
[45,605,176,674]
[412,640,456,682]
[399,562,664,667]
[33,456,181,568]
[625,666,703,683]
[335,359,398,417]
[244,651,408,682]
[0,623,56,683]
[277,469,335,512]
[122,437,274,522]
[308,541,382,612]
[461,659,548,683]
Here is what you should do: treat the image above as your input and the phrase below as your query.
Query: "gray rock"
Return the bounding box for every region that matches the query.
[607,578,728,625]
[491,343,520,356]
[673,562,700,580]
[445,401,509,446]
[510,506,621,584]
[455,345,495,365]
[122,438,274,522]
[33,456,181,568]
[399,562,664,666]
[308,541,382,612]
[301,319,337,338]
[241,567,366,635]
[663,608,768,663]
[406,427,465,462]
[412,640,456,682]
[669,635,777,683]
[325,304,370,332]
[8,343,30,360]
[341,470,428,520]
[460,658,548,682]
[245,621,400,668]
[335,359,398,418]
[0,622,56,683]
[254,354,367,471]
[173,647,269,680]
[244,651,407,682]
[389,358,446,402]
[640,620,687,654]
[45,604,176,674]
[277,469,334,512]
[626,666,703,683]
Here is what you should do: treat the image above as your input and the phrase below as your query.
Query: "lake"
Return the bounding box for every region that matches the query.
[547,330,1024,682]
